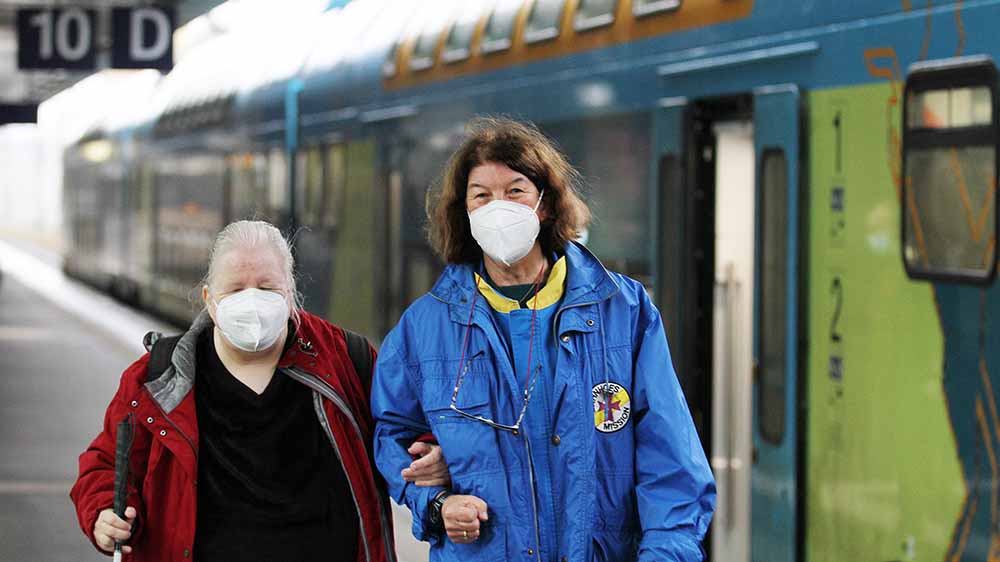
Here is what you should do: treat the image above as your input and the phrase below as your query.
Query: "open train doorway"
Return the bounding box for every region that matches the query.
[655,88,803,562]
[710,119,755,562]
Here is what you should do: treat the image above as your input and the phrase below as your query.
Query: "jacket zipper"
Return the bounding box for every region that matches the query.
[523,434,543,562]
[286,367,397,562]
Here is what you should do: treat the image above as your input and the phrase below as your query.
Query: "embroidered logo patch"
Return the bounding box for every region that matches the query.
[593,383,631,433]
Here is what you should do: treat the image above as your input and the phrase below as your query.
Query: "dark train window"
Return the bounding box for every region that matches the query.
[481,0,520,54]
[300,147,324,225]
[410,28,439,71]
[758,150,787,446]
[633,0,680,18]
[525,0,564,44]
[657,153,683,352]
[230,152,274,221]
[323,144,346,227]
[575,0,617,31]
[443,10,479,63]
[902,56,998,283]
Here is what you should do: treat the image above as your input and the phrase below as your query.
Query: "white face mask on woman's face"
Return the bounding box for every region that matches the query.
[212,288,290,353]
[468,191,544,266]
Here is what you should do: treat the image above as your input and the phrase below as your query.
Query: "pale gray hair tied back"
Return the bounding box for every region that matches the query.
[203,220,303,327]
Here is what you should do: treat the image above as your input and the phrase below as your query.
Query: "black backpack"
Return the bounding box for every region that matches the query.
[143,329,374,386]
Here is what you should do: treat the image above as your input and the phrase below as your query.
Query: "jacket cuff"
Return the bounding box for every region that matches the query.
[409,483,447,546]
[81,493,144,556]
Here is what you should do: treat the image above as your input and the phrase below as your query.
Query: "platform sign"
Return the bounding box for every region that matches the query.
[0,104,38,125]
[111,7,175,71]
[17,8,97,70]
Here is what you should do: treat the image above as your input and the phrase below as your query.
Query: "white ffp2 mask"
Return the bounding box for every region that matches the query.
[468,191,544,266]
[213,288,290,353]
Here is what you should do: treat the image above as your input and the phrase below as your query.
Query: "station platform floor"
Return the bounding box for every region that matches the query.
[0,236,429,562]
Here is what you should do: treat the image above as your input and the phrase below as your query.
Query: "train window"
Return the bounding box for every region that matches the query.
[443,8,479,63]
[758,150,787,446]
[525,0,565,44]
[268,148,288,214]
[323,144,347,227]
[252,153,270,213]
[908,87,992,128]
[410,28,439,71]
[383,42,399,77]
[300,147,324,225]
[543,114,652,283]
[229,154,255,219]
[902,57,998,283]
[575,0,617,31]
[481,0,521,54]
[633,0,680,18]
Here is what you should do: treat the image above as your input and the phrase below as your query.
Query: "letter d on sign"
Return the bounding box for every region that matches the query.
[131,9,170,61]
[111,6,174,70]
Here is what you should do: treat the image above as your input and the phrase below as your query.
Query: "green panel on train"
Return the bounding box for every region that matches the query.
[806,82,964,562]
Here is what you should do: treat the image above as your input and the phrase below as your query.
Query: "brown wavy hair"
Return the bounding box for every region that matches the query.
[427,117,592,264]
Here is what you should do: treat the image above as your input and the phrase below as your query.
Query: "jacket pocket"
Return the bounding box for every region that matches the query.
[424,401,506,482]
[591,520,640,562]
[593,537,608,562]
[425,400,491,424]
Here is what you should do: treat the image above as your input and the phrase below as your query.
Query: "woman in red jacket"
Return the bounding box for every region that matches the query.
[71,220,448,562]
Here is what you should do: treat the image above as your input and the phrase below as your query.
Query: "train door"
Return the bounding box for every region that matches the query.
[654,86,802,562]
[750,85,801,562]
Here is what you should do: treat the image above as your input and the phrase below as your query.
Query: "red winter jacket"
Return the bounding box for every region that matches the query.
[70,311,396,562]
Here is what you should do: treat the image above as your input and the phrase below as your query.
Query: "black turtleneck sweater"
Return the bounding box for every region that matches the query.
[193,328,358,561]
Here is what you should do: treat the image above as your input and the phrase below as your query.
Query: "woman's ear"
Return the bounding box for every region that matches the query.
[537,195,551,223]
[203,286,216,323]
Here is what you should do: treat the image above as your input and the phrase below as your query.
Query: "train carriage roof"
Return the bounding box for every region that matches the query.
[114,0,989,141]
[149,1,330,138]
[283,0,963,131]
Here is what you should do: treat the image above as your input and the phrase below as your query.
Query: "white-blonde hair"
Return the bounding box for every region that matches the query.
[202,220,303,326]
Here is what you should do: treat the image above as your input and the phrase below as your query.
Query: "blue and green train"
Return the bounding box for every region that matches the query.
[62,1,1000,560]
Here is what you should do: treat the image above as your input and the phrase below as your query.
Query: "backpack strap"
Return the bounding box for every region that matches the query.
[342,328,373,390]
[143,331,182,383]
[340,327,390,508]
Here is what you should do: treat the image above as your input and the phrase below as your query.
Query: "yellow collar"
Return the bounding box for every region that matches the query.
[474,257,567,313]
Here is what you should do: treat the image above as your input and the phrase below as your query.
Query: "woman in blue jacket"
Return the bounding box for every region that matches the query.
[371,117,715,562]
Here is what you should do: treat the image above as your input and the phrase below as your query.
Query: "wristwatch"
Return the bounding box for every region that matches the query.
[428,490,452,532]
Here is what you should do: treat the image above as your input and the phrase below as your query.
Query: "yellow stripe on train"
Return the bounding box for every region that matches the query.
[384,0,755,90]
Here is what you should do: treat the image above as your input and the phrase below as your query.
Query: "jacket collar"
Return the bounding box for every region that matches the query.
[474,256,567,313]
[145,310,210,413]
[430,242,620,325]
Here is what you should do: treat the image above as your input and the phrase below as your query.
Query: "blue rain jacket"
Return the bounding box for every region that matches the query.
[371,242,716,562]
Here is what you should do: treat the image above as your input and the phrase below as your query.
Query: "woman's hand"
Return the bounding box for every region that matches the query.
[93,506,136,554]
[442,494,489,544]
[402,442,451,487]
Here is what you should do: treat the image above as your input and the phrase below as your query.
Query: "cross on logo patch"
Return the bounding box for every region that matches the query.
[592,382,631,433]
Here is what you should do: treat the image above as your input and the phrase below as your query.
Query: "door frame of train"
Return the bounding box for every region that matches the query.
[653,88,805,562]
[653,94,756,562]
[750,84,803,562]
[652,96,693,403]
